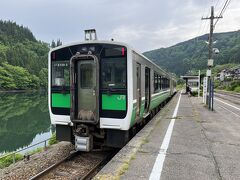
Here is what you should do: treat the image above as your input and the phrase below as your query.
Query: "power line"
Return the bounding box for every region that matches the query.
[195,3,211,42]
[214,0,232,28]
[202,6,222,59]
[215,0,221,9]
[214,0,228,26]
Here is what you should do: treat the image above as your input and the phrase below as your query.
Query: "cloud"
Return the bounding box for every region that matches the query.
[0,0,239,51]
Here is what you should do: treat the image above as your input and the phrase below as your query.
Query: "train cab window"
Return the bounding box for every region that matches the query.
[101,57,126,89]
[101,46,127,90]
[51,61,70,87]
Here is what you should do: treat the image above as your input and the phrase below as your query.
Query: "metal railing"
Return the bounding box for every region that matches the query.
[0,138,51,164]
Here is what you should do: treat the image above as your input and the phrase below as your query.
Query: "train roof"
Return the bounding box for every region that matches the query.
[50,40,176,81]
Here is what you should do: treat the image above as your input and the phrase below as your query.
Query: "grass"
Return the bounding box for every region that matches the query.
[176,84,184,90]
[0,153,23,169]
[0,133,58,169]
[215,80,240,93]
[28,147,44,155]
[118,163,130,176]
[116,153,136,177]
[233,86,240,93]
[114,136,150,178]
[0,148,44,169]
[142,138,149,144]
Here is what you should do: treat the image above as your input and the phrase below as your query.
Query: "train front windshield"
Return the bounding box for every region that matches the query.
[101,58,126,89]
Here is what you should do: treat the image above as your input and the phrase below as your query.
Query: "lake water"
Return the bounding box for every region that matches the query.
[0,92,53,155]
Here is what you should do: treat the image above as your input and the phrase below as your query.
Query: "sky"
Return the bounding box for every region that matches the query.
[0,0,239,52]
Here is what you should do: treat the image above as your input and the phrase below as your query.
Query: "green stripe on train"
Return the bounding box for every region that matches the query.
[150,93,170,110]
[130,104,137,127]
[130,92,170,128]
[51,93,70,108]
[102,94,126,111]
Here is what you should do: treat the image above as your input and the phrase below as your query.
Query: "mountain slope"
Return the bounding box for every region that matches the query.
[0,20,49,90]
[143,30,240,75]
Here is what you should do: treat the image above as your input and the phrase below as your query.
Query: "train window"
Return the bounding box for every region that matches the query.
[162,77,166,89]
[101,57,126,89]
[158,76,161,90]
[166,79,169,88]
[154,73,158,93]
[51,61,70,87]
[80,64,93,88]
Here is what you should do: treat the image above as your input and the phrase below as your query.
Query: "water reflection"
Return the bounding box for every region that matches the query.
[0,92,52,154]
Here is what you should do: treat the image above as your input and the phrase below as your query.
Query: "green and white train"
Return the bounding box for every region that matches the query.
[49,40,176,151]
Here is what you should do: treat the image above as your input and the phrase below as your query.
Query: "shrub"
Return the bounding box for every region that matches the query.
[48,132,58,145]
[234,86,240,93]
[191,91,198,97]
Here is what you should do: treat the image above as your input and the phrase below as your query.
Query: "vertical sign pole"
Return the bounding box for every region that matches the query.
[208,79,211,110]
[198,70,200,98]
[211,83,214,111]
[202,6,222,111]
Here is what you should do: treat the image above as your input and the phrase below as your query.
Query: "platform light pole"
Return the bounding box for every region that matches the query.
[201,6,222,111]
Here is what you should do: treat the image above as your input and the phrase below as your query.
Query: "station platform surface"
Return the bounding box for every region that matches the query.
[95,91,240,180]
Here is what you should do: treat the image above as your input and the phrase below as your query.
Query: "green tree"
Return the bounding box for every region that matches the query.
[51,40,56,48]
[0,20,49,89]
[144,30,240,76]
[39,68,48,88]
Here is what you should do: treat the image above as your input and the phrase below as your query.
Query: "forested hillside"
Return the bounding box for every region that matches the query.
[144,30,240,76]
[0,20,49,90]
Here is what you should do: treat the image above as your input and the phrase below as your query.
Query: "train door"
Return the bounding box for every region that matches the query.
[77,59,97,122]
[70,55,99,124]
[144,67,150,113]
[136,63,141,116]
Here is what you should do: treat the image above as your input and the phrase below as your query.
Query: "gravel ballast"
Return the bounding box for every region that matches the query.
[0,142,74,180]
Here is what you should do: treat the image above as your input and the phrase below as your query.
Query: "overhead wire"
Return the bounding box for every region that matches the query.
[195,2,211,43]
[215,0,221,9]
[194,0,232,62]
[214,0,232,29]
[194,0,232,61]
[193,1,214,60]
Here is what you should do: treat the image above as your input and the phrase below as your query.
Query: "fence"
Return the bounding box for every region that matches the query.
[0,138,51,164]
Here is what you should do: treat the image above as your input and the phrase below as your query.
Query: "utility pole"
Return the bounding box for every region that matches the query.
[201,6,222,111]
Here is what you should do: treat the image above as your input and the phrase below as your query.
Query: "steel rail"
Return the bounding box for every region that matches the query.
[79,151,114,180]
[215,90,240,98]
[29,151,78,180]
[29,150,116,180]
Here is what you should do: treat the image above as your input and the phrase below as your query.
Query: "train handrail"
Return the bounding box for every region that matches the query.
[0,138,51,164]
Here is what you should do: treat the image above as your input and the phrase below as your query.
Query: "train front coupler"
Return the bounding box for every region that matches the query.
[74,124,93,152]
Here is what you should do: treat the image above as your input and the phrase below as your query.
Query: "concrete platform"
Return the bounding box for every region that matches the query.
[94,92,240,180]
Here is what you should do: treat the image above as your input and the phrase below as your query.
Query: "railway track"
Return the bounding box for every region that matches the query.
[215,90,240,105]
[29,149,117,180]
[215,90,240,98]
